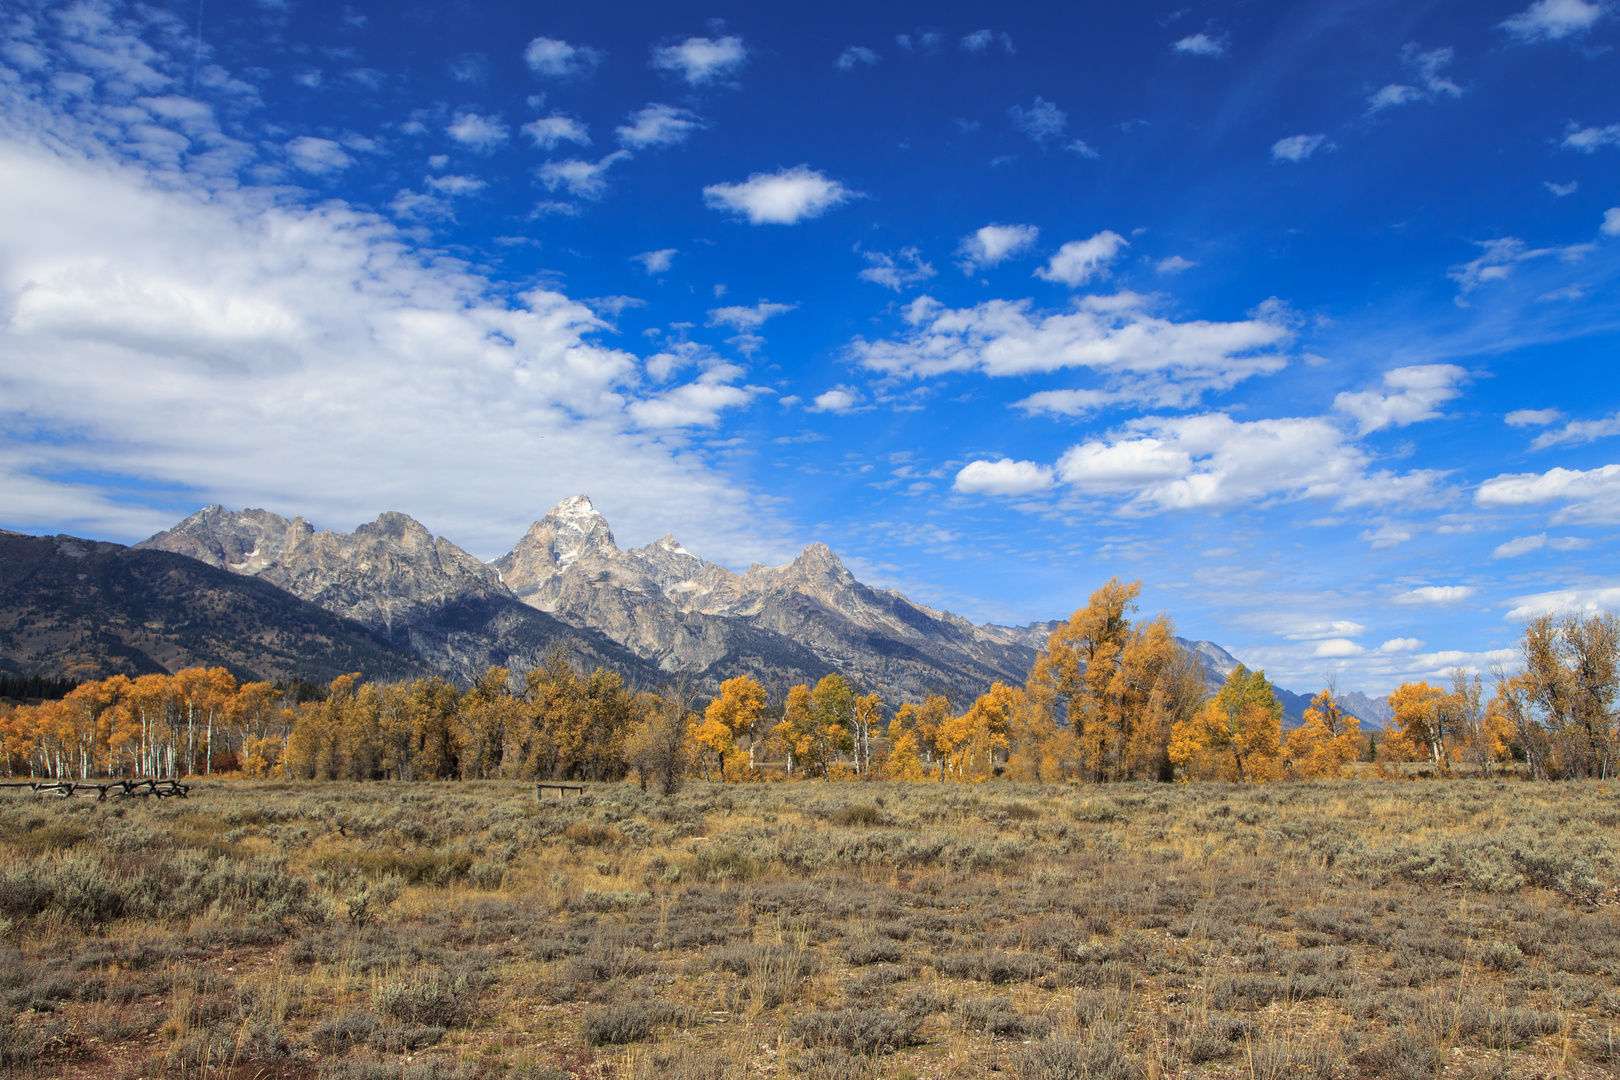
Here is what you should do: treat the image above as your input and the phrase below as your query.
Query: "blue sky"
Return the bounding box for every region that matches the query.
[1,0,1618,694]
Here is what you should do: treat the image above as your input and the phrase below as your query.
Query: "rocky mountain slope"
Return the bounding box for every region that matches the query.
[128,495,1384,714]
[0,530,427,683]
[135,506,659,683]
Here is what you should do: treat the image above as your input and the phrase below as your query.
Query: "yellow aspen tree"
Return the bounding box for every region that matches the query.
[1387,681,1447,769]
[1284,688,1363,779]
[1168,665,1281,781]
[698,675,768,781]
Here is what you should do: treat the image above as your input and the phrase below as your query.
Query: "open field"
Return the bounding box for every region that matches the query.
[3,779,1619,1080]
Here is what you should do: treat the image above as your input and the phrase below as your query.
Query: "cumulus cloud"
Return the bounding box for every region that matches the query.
[1008,97,1093,154]
[954,458,1055,495]
[707,302,797,331]
[423,174,485,196]
[1529,411,1620,449]
[808,386,864,414]
[1156,255,1197,275]
[852,292,1292,410]
[1035,231,1128,287]
[1563,124,1620,152]
[858,247,936,291]
[447,112,508,153]
[523,37,604,79]
[0,118,770,562]
[1172,33,1228,56]
[1492,533,1589,558]
[1366,44,1462,113]
[1333,364,1468,434]
[1313,638,1364,657]
[1014,413,1449,513]
[1604,207,1620,235]
[1505,584,1620,621]
[632,248,676,274]
[703,166,853,225]
[285,135,350,174]
[1547,180,1579,197]
[1271,134,1330,162]
[1395,585,1478,605]
[960,30,1014,54]
[1476,464,1620,523]
[707,301,797,356]
[626,363,763,428]
[1279,619,1370,640]
[835,46,879,70]
[956,224,1039,273]
[652,35,746,85]
[1379,638,1426,653]
[1499,0,1606,42]
[1506,407,1564,427]
[522,114,590,150]
[615,104,704,149]
[538,152,629,200]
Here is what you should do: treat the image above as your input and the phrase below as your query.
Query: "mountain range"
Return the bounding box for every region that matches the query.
[2,496,1389,723]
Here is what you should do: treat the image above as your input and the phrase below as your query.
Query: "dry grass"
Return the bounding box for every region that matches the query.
[2,778,1619,1079]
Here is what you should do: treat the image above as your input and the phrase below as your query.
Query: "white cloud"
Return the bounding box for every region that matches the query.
[707,302,797,331]
[1492,533,1590,558]
[1379,638,1426,653]
[1367,44,1462,112]
[702,166,853,225]
[423,174,485,196]
[1563,124,1620,152]
[853,292,1292,409]
[522,115,590,150]
[1367,84,1423,111]
[1333,364,1468,434]
[1156,255,1197,275]
[1395,585,1478,605]
[1505,585,1620,621]
[651,36,746,85]
[0,124,773,565]
[1313,638,1365,657]
[954,458,1055,496]
[1476,464,1620,523]
[959,30,1012,54]
[956,224,1039,273]
[1360,523,1414,548]
[626,364,762,429]
[1546,180,1578,197]
[1271,134,1330,162]
[1280,619,1370,640]
[808,386,864,414]
[285,135,350,174]
[1047,413,1447,513]
[523,37,604,79]
[1009,97,1069,144]
[447,112,508,153]
[1013,389,1122,417]
[538,152,629,200]
[1172,33,1227,56]
[632,248,677,274]
[1530,411,1620,449]
[858,247,936,291]
[1500,0,1606,42]
[1447,237,1591,294]
[1604,207,1620,235]
[1035,231,1128,287]
[615,104,704,149]
[835,46,879,70]
[1506,407,1564,427]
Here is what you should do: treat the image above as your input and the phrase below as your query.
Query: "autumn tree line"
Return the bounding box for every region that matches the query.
[2,580,1616,784]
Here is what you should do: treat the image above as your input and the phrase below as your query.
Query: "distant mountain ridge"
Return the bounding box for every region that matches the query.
[0,529,427,683]
[120,495,1388,715]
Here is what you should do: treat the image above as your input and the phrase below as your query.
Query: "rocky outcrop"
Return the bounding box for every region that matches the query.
[137,506,656,683]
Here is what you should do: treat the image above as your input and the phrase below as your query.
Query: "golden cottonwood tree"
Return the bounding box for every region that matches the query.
[1027,578,1186,781]
[693,674,766,781]
[1169,664,1282,782]
[1284,688,1362,778]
